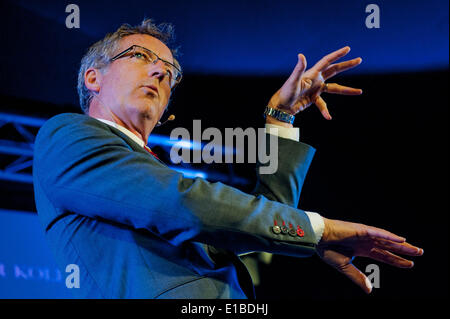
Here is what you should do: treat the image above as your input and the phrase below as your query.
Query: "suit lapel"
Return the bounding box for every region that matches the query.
[98,122,166,165]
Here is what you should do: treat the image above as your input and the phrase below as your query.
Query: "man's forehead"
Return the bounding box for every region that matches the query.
[118,34,173,62]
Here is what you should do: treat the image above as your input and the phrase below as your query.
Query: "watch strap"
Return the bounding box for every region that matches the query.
[263,106,295,124]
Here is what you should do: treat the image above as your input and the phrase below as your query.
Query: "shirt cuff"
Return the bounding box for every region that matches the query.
[305,211,325,244]
[265,124,300,142]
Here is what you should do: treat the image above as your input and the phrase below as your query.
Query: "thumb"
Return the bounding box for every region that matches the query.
[339,263,373,294]
[287,53,307,83]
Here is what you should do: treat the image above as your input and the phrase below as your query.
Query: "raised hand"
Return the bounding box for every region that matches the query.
[268,46,363,120]
[317,218,424,293]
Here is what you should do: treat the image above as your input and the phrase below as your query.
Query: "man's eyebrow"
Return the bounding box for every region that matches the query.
[139,45,174,62]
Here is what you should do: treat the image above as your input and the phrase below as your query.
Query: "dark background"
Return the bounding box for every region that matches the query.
[0,0,448,300]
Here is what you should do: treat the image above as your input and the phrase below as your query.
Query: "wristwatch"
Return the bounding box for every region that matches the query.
[263,106,295,124]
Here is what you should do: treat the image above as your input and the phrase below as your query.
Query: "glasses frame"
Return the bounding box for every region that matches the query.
[110,44,182,89]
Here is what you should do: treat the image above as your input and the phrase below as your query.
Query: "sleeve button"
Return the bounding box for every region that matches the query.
[272,225,281,234]
[296,226,305,237]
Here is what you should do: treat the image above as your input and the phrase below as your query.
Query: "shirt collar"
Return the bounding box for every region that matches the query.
[94,118,146,148]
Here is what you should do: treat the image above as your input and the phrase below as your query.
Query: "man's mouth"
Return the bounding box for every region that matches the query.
[143,85,159,95]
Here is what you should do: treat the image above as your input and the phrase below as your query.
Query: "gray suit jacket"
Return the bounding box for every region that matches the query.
[33,113,316,298]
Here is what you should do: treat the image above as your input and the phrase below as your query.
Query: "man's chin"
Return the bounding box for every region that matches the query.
[130,99,154,114]
[128,98,164,121]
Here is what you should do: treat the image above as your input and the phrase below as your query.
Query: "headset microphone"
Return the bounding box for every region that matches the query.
[156,114,175,127]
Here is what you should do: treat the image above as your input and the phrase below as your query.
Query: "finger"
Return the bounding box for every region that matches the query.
[338,263,372,294]
[292,99,309,113]
[322,57,362,80]
[323,83,363,95]
[367,248,414,268]
[314,96,332,120]
[286,54,307,84]
[374,239,424,256]
[365,226,406,243]
[312,46,351,72]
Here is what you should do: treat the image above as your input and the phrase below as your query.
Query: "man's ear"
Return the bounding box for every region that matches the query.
[84,68,102,94]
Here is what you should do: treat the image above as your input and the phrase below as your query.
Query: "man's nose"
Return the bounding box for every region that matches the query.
[148,60,167,80]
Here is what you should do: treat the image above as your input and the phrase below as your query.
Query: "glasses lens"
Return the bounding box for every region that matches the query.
[135,46,182,88]
[165,64,181,88]
[134,47,157,63]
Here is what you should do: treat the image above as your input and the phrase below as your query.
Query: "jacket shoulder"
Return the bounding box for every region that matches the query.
[36,113,106,142]
[39,112,99,131]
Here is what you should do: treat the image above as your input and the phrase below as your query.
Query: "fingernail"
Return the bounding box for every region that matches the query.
[365,277,373,293]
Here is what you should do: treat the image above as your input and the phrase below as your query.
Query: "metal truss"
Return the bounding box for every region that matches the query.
[0,112,44,184]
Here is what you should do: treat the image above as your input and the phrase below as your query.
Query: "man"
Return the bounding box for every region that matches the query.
[33,19,423,298]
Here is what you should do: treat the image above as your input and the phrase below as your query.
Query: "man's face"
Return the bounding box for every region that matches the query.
[97,34,174,135]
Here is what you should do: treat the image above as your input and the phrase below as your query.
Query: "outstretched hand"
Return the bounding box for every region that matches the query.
[268,46,362,120]
[317,218,424,293]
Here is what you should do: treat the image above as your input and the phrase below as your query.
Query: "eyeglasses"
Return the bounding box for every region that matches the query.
[110,45,182,89]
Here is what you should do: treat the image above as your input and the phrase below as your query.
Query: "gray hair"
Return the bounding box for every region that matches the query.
[77,18,180,114]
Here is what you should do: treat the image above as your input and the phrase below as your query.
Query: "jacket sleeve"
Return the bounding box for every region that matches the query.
[252,133,315,208]
[33,113,317,257]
